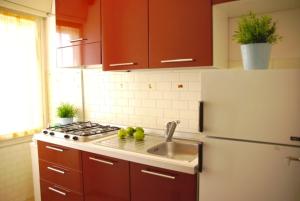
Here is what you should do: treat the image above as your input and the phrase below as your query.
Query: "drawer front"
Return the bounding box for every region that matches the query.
[38,141,82,170]
[39,160,83,193]
[40,179,83,201]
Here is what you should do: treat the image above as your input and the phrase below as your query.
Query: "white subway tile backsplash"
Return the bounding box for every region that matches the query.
[171,82,189,91]
[188,82,202,91]
[179,110,198,120]
[156,82,172,91]
[163,91,180,100]
[179,72,201,82]
[189,101,200,110]
[163,109,180,119]
[129,98,142,107]
[156,100,172,109]
[142,99,156,108]
[179,91,201,101]
[63,69,206,132]
[148,91,163,99]
[172,100,189,110]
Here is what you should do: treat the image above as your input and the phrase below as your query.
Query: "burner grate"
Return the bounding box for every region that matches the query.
[47,121,120,136]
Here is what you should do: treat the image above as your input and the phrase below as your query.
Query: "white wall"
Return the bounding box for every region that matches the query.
[0,139,34,201]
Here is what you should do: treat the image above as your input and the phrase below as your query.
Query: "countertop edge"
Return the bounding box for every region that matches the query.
[33,134,200,174]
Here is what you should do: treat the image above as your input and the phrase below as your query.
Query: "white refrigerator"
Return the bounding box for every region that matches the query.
[198,70,300,201]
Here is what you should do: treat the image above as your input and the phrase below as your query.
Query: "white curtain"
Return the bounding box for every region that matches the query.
[0,9,44,138]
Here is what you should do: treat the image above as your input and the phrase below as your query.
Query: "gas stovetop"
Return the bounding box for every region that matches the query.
[42,121,120,142]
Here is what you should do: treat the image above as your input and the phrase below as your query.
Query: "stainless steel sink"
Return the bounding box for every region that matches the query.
[147,141,198,162]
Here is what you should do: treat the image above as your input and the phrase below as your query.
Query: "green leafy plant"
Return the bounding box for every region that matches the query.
[56,103,78,118]
[233,12,282,44]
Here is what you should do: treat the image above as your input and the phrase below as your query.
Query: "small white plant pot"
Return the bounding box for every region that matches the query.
[241,43,271,70]
[59,117,73,125]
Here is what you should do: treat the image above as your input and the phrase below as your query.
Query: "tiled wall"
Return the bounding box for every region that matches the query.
[83,68,204,133]
[0,140,34,201]
[48,69,83,124]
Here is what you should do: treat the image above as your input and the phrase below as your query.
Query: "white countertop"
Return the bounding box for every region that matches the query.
[33,132,204,174]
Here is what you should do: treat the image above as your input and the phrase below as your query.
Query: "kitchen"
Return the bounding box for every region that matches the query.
[0,0,299,201]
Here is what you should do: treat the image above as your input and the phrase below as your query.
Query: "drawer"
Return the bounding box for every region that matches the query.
[40,179,83,201]
[39,160,83,193]
[38,141,82,170]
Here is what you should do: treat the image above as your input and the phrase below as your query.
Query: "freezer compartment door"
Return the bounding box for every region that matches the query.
[201,70,300,146]
[199,138,300,201]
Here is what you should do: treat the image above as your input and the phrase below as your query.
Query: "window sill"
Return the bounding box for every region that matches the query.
[0,133,38,149]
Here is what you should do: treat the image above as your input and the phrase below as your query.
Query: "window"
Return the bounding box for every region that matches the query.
[0,8,45,138]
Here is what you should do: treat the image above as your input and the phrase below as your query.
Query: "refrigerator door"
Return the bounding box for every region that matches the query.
[201,70,300,146]
[199,138,300,201]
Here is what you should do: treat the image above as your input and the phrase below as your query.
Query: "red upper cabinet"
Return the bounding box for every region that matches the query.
[149,0,212,68]
[56,0,101,67]
[212,0,236,5]
[101,0,148,70]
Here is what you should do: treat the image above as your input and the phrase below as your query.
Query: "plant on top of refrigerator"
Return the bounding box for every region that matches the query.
[233,12,282,44]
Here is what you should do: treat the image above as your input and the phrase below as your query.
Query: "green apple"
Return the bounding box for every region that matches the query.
[126,127,135,137]
[135,127,144,133]
[118,128,127,139]
[134,130,145,141]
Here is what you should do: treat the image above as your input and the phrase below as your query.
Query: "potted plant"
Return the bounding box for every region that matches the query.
[233,12,282,70]
[56,103,78,125]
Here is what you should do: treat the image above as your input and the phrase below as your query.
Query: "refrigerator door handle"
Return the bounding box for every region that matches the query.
[198,143,203,172]
[199,101,204,132]
[290,136,300,142]
[287,156,300,162]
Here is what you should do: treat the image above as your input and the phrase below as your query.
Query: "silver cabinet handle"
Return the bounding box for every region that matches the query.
[70,38,87,43]
[109,62,135,67]
[46,146,64,152]
[161,58,194,63]
[47,167,65,174]
[89,157,114,166]
[141,170,175,180]
[287,156,300,162]
[48,187,66,196]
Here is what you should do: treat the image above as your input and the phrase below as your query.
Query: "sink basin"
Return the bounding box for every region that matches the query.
[147,141,198,162]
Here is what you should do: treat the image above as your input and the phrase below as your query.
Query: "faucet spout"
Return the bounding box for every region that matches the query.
[165,120,180,142]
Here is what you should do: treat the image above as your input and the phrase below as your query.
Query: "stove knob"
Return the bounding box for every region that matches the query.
[49,132,55,136]
[72,136,79,141]
[64,135,70,139]
[43,130,48,135]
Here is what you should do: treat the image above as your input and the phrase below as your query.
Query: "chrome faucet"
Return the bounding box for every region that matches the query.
[165,120,180,142]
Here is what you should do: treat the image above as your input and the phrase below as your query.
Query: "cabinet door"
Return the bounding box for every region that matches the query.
[56,0,101,66]
[82,152,130,201]
[130,163,197,201]
[149,0,212,68]
[212,0,236,5]
[102,0,148,70]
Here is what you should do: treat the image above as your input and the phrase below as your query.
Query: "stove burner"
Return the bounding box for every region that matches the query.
[44,121,120,142]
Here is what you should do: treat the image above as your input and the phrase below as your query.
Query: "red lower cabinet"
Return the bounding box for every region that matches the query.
[40,179,83,201]
[82,152,130,201]
[130,163,197,201]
